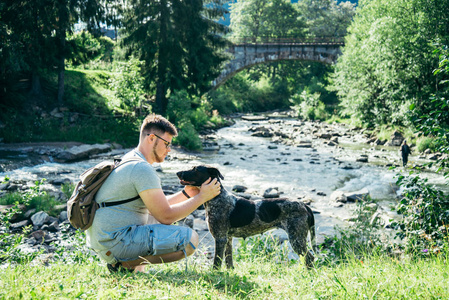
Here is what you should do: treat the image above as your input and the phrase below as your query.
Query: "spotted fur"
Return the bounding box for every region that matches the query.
[177,166,317,269]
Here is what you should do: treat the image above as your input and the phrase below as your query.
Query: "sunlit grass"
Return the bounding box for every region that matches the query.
[1,246,448,299]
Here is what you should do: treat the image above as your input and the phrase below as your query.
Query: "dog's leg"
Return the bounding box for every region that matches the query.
[284,217,315,269]
[213,237,228,269]
[224,238,234,269]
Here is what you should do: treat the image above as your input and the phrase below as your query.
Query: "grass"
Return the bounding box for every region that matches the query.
[1,250,448,299]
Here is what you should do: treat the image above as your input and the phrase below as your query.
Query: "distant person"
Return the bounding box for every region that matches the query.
[86,114,221,273]
[400,140,411,167]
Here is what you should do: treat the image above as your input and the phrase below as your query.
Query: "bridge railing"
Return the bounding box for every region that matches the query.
[230,36,345,45]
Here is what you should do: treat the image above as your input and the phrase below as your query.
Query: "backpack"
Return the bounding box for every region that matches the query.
[67,157,142,230]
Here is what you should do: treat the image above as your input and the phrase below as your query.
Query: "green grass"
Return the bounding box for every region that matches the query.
[0,191,64,218]
[1,251,448,299]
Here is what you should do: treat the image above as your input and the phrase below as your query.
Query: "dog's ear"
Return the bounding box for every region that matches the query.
[208,167,224,181]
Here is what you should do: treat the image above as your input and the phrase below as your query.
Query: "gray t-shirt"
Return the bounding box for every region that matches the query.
[86,149,161,251]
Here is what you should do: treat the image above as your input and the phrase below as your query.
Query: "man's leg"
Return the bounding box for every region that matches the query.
[116,230,199,272]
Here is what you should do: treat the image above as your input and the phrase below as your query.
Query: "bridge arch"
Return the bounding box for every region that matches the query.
[212,37,344,89]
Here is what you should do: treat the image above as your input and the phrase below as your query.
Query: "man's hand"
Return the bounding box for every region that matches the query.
[198,177,221,203]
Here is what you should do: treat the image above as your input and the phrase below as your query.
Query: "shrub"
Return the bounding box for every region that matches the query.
[290,90,328,121]
[109,58,146,113]
[392,174,449,255]
[0,179,47,263]
[175,121,202,151]
[416,136,436,153]
[66,31,103,66]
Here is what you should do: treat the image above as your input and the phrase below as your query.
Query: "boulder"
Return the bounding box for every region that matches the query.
[241,115,268,121]
[386,131,404,147]
[330,191,348,203]
[345,189,370,202]
[202,142,220,151]
[55,143,112,162]
[47,221,60,232]
[356,156,369,163]
[232,185,247,193]
[250,127,273,138]
[31,211,50,227]
[59,211,68,222]
[9,220,30,232]
[263,187,280,198]
[296,141,313,148]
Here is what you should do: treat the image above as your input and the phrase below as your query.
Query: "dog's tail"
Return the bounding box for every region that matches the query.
[305,204,317,253]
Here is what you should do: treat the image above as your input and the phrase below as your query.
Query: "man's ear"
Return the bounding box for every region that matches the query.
[209,167,224,181]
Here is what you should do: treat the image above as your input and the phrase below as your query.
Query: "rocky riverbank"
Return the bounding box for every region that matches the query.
[0,112,445,264]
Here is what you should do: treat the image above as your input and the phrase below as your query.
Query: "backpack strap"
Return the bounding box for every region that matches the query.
[97,156,145,209]
[98,195,141,208]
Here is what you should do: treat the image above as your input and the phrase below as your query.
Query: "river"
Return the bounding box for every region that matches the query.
[1,114,446,244]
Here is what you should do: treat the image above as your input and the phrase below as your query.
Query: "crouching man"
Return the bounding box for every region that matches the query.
[86,114,221,273]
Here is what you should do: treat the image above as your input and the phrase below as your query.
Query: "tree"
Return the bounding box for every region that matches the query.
[296,0,356,39]
[330,0,448,127]
[122,0,228,114]
[0,0,110,108]
[229,0,306,42]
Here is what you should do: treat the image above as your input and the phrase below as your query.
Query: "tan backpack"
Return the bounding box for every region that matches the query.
[67,158,142,230]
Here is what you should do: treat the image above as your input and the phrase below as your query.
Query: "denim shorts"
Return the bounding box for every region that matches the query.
[108,224,193,262]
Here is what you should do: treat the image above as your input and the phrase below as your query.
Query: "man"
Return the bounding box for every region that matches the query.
[86,114,221,273]
[400,140,411,167]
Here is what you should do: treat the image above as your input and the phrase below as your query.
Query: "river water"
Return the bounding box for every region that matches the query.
[1,115,446,243]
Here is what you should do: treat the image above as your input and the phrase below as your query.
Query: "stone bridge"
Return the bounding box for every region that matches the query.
[212,37,344,88]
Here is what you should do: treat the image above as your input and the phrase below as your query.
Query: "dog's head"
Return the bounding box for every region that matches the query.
[176,165,224,186]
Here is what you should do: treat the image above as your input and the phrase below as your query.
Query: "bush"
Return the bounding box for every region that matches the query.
[175,121,202,151]
[416,136,436,153]
[109,58,146,113]
[290,90,328,121]
[392,174,449,255]
[66,31,103,66]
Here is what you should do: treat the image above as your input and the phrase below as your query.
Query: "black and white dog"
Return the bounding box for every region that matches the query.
[176,165,316,269]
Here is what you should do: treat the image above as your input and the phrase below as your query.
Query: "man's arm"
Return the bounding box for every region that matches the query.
[166,186,200,205]
[139,178,219,225]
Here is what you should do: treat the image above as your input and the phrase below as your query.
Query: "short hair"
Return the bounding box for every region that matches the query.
[140,114,177,141]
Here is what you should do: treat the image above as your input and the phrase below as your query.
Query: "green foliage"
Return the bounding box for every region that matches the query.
[0,179,47,263]
[50,225,95,264]
[165,89,229,150]
[0,107,139,147]
[121,0,227,114]
[166,90,202,150]
[319,199,385,264]
[295,0,356,38]
[229,0,306,41]
[234,234,290,264]
[2,237,449,298]
[61,182,75,200]
[210,72,292,114]
[64,69,113,115]
[175,121,203,151]
[393,175,449,255]
[290,90,328,121]
[416,136,436,153]
[330,0,449,127]
[66,31,103,66]
[109,58,146,112]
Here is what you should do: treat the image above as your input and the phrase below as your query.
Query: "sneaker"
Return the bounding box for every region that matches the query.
[107,262,134,274]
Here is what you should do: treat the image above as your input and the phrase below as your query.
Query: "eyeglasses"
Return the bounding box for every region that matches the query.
[148,133,171,149]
